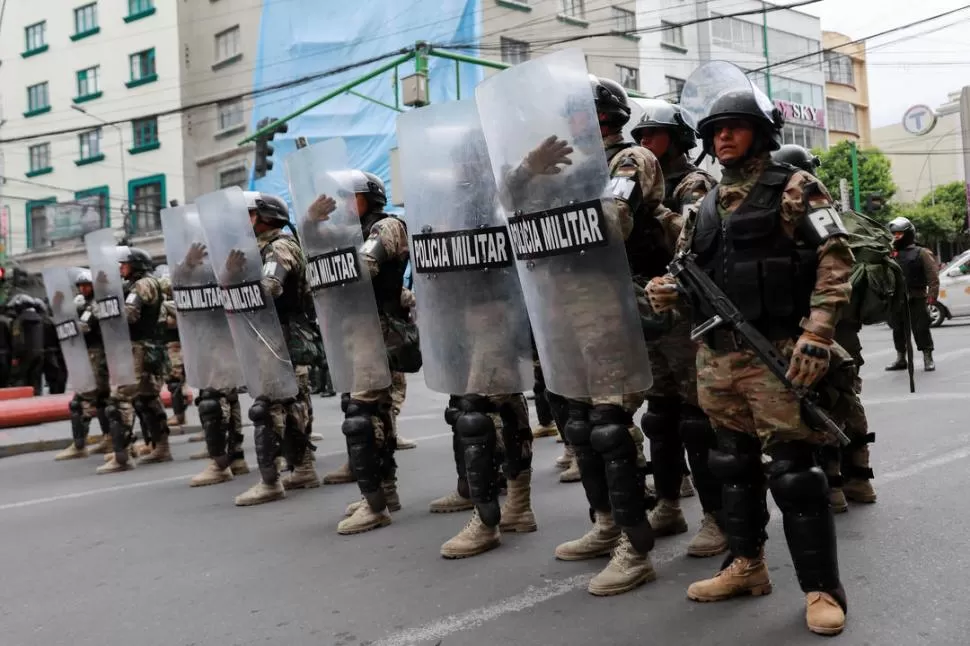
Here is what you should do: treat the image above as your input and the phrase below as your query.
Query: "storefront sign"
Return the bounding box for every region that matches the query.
[773,99,826,129]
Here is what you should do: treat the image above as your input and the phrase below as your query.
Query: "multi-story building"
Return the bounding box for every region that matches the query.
[823,31,871,147]
[0,0,262,269]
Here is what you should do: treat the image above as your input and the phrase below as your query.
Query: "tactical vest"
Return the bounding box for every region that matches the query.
[691,162,817,344]
[361,211,407,318]
[895,245,927,290]
[128,275,163,342]
[607,144,672,280]
[259,232,306,326]
[80,298,103,348]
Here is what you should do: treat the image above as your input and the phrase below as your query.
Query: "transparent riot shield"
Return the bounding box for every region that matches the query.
[397,99,531,395]
[41,267,97,393]
[160,204,245,392]
[195,187,298,400]
[475,47,652,399]
[679,60,776,133]
[283,138,391,394]
[83,228,136,386]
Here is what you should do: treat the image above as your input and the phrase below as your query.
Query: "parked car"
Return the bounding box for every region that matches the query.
[930,249,970,327]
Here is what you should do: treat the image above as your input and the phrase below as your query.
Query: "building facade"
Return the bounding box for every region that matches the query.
[823,31,871,147]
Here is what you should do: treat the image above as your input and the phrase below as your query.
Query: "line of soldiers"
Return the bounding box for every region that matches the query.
[0,293,68,394]
[42,53,898,638]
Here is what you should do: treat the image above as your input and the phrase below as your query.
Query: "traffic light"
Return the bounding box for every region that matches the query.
[253,117,289,179]
[864,192,885,215]
[0,266,5,282]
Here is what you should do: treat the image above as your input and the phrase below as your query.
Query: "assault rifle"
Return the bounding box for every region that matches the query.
[667,252,851,446]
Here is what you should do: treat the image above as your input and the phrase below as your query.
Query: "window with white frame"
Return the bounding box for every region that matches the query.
[827,99,857,133]
[25,21,46,51]
[561,0,586,19]
[79,128,102,160]
[824,52,855,86]
[782,124,825,151]
[29,143,50,172]
[219,166,248,189]
[27,82,49,112]
[500,37,530,65]
[217,98,244,132]
[76,66,100,98]
[616,65,639,91]
[612,7,635,33]
[661,20,685,48]
[130,48,156,82]
[74,3,98,34]
[666,76,685,102]
[215,26,241,63]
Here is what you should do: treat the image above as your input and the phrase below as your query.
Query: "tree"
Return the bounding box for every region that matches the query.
[893,202,960,244]
[811,141,898,221]
[919,181,968,234]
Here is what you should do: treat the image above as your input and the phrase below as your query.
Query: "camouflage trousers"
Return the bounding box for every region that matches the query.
[201,387,245,461]
[268,364,311,443]
[696,340,818,450]
[645,315,699,406]
[77,346,111,431]
[164,341,185,385]
[484,393,533,472]
[112,342,167,440]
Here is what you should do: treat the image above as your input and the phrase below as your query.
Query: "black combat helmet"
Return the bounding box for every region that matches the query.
[772,144,820,175]
[244,191,290,227]
[590,75,632,128]
[630,99,697,151]
[697,90,784,155]
[118,247,155,275]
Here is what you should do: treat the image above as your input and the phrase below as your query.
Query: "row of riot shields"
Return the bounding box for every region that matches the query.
[46,50,753,402]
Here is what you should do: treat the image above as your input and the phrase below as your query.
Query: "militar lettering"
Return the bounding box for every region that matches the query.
[412,226,512,273]
[307,247,361,290]
[94,296,122,320]
[507,199,608,260]
[55,319,79,341]
[220,281,267,313]
[173,285,224,312]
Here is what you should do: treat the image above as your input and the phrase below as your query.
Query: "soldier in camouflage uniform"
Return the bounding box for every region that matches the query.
[41,302,68,394]
[308,172,413,534]
[648,72,851,635]
[772,144,877,510]
[98,248,172,474]
[54,270,113,460]
[234,192,321,506]
[157,277,190,430]
[628,99,726,557]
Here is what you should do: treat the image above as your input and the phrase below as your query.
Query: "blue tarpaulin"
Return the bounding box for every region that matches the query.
[249,0,484,213]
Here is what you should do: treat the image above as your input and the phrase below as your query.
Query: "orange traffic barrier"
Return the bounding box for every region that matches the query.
[0,389,191,429]
[0,387,36,401]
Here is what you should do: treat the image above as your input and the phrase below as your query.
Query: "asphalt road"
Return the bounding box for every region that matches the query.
[3,322,970,645]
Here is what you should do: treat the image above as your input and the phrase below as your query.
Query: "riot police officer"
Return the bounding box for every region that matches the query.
[157,276,190,429]
[98,247,171,473]
[886,216,939,372]
[648,61,851,635]
[9,294,45,394]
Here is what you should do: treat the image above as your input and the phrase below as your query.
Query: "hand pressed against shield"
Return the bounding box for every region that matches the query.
[95,270,109,285]
[185,242,207,269]
[524,135,574,175]
[225,249,247,275]
[308,195,337,223]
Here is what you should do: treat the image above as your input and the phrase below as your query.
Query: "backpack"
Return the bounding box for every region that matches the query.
[839,209,906,325]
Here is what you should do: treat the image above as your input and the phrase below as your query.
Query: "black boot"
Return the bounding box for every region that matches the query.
[923,350,935,372]
[885,352,907,371]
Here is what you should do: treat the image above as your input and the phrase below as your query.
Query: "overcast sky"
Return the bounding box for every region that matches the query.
[798,0,970,128]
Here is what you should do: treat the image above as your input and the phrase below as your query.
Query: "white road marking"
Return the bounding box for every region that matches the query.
[0,432,451,512]
[863,392,970,406]
[372,444,970,646]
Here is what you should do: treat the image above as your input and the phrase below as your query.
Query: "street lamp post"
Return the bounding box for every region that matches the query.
[71,104,127,231]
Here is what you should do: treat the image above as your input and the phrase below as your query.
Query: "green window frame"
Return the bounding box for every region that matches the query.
[130,116,160,153]
[75,65,102,102]
[128,174,166,234]
[25,82,50,117]
[125,0,156,22]
[77,128,104,165]
[23,21,47,57]
[72,3,100,40]
[127,48,157,88]
[27,143,52,177]
[75,185,111,228]
[25,197,57,250]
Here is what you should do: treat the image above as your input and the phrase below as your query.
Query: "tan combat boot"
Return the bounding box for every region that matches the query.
[96,452,133,475]
[555,511,621,560]
[396,436,417,450]
[843,445,877,504]
[680,475,696,498]
[649,499,688,537]
[167,414,185,428]
[281,452,321,490]
[234,476,285,507]
[440,509,501,559]
[92,434,112,454]
[337,498,392,534]
[188,432,204,443]
[587,532,657,596]
[555,445,574,470]
[686,513,728,558]
[229,459,250,476]
[323,462,356,485]
[806,591,846,635]
[830,487,848,513]
[138,436,173,465]
[133,440,153,457]
[429,489,474,513]
[499,470,537,533]
[190,447,210,460]
[532,423,557,439]
[687,555,773,601]
[345,480,401,516]
[559,448,581,483]
[190,461,234,487]
[55,444,88,461]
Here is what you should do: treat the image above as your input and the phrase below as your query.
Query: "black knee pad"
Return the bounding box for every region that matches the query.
[282,402,309,469]
[341,405,383,496]
[456,403,500,526]
[249,397,271,426]
[167,381,180,394]
[589,406,646,528]
[545,391,569,437]
[198,394,226,456]
[498,398,531,478]
[640,397,680,441]
[444,395,461,426]
[340,393,351,414]
[564,401,593,446]
[709,430,763,482]
[765,442,828,511]
[197,396,223,424]
[69,396,84,416]
[641,397,683,500]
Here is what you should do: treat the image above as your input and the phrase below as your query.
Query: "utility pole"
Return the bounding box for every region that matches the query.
[850,140,861,211]
[761,1,772,98]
